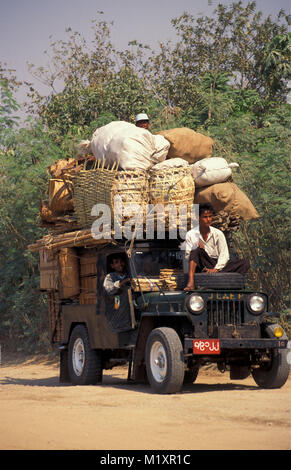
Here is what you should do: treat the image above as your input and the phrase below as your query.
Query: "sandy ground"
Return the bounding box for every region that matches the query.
[0,353,290,451]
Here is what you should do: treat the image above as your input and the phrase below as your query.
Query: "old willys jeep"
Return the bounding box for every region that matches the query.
[58,239,290,394]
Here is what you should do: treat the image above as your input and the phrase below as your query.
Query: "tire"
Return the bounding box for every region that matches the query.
[194,272,245,289]
[184,366,199,384]
[68,324,103,385]
[252,324,290,389]
[145,327,185,394]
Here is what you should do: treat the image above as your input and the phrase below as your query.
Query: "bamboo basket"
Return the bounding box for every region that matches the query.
[72,165,149,229]
[148,167,195,229]
[58,247,80,299]
[111,170,149,226]
[39,249,58,290]
[149,166,194,206]
[72,165,118,229]
[47,290,63,342]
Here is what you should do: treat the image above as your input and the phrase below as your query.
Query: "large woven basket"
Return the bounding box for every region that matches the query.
[148,167,195,229]
[72,166,117,229]
[72,166,149,230]
[111,170,149,227]
[149,166,194,206]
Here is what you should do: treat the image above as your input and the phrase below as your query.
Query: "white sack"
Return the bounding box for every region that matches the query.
[152,158,189,171]
[89,121,170,170]
[191,157,239,187]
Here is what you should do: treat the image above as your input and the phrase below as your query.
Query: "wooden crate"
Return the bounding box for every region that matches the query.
[39,249,58,290]
[79,249,98,277]
[58,247,80,299]
[47,291,63,342]
[79,275,98,304]
[79,292,98,304]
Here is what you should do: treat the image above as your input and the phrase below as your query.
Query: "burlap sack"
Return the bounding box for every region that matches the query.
[48,179,74,213]
[194,182,259,221]
[156,128,214,163]
[48,158,76,178]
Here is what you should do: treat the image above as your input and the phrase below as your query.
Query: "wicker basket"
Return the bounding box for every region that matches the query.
[72,166,117,229]
[148,167,194,229]
[149,166,194,206]
[73,166,148,230]
[111,170,149,228]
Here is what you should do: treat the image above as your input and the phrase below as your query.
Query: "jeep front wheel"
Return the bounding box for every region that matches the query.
[252,348,290,389]
[68,324,103,385]
[252,324,290,389]
[145,327,185,394]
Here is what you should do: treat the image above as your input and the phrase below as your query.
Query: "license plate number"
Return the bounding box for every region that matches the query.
[193,339,221,354]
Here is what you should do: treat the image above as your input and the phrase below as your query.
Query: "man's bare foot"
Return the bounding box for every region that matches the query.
[184,284,195,291]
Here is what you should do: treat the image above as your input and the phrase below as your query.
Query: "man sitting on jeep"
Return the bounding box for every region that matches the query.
[184,203,249,291]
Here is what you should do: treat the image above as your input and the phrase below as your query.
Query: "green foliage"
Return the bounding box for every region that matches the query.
[0,101,65,350]
[0,2,290,351]
[0,79,20,135]
[261,33,291,98]
[208,103,291,314]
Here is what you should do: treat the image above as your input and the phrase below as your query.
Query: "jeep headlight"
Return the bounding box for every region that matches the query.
[247,294,266,314]
[187,294,205,314]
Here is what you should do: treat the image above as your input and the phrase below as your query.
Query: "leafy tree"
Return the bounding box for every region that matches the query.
[261,33,291,98]
[0,87,65,351]
[1,2,290,351]
[209,103,291,316]
[0,79,20,134]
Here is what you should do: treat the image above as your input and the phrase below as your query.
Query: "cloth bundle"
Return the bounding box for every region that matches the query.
[78,121,170,170]
[192,157,239,187]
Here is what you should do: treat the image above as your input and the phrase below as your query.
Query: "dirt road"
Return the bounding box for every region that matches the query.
[0,354,290,451]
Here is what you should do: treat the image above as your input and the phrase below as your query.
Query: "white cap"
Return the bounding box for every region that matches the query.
[135,113,149,122]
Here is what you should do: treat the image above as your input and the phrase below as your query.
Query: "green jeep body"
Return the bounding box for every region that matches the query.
[58,239,290,393]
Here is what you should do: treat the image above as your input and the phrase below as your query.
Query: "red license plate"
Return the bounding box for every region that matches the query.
[193,339,221,354]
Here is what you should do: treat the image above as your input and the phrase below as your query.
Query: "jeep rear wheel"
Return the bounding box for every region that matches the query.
[145,327,185,394]
[68,324,103,385]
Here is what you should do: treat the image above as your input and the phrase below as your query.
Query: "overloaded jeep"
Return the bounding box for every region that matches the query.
[58,238,290,393]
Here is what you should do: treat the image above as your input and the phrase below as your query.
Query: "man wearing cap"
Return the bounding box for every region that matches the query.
[135,113,150,130]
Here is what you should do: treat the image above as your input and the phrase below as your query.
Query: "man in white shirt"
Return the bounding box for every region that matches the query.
[184,203,249,291]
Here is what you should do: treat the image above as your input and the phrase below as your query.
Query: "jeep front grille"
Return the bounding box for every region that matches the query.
[207,300,245,335]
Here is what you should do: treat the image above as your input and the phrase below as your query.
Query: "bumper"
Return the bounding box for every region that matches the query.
[184,338,288,351]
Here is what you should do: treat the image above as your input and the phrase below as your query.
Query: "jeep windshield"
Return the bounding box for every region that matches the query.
[131,248,184,277]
